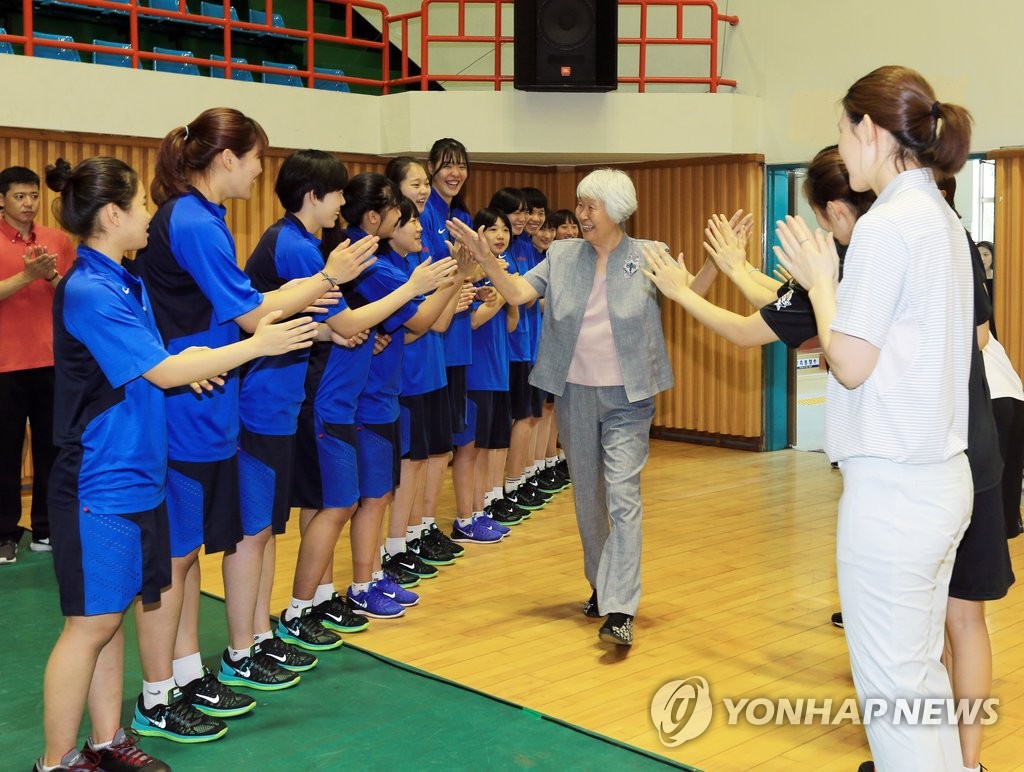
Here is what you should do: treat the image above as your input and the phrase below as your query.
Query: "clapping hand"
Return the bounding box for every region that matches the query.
[773,215,839,292]
[640,244,694,304]
[22,246,57,281]
[323,234,378,284]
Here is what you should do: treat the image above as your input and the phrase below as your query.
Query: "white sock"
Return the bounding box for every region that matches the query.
[284,596,313,621]
[964,766,980,772]
[172,652,204,687]
[142,677,176,709]
[525,464,539,477]
[253,630,273,645]
[421,516,435,527]
[386,537,406,556]
[227,645,250,663]
[457,516,473,528]
[490,486,503,501]
[313,583,335,605]
[371,570,384,582]
[406,525,420,542]
[351,581,371,595]
[504,477,519,493]
[535,457,549,470]
[89,736,112,751]
[546,455,558,467]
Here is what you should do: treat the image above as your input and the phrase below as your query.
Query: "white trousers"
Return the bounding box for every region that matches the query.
[837,454,972,772]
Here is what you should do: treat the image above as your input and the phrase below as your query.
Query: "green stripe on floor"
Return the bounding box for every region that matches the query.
[2,546,699,771]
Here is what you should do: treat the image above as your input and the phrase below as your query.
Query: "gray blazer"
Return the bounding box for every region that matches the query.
[523,235,674,403]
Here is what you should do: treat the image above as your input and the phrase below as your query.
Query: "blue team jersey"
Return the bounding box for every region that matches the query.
[401,250,447,396]
[240,214,348,436]
[52,245,170,514]
[467,278,510,392]
[133,188,262,462]
[421,189,473,367]
[507,235,533,363]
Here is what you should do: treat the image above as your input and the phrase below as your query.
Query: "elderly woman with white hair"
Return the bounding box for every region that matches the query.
[447,168,676,646]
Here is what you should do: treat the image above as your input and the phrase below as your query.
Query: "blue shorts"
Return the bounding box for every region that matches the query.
[52,500,171,616]
[311,415,360,509]
[166,456,242,557]
[357,420,401,499]
[238,428,294,537]
[399,387,453,460]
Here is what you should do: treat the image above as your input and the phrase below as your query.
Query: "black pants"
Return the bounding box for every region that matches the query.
[0,367,56,541]
[993,396,1024,538]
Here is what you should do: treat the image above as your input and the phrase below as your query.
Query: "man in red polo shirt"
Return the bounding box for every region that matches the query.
[0,166,74,564]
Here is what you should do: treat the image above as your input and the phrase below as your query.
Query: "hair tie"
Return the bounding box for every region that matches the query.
[183,123,191,140]
[930,101,941,119]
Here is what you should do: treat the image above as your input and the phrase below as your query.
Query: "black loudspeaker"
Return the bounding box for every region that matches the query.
[514,0,618,93]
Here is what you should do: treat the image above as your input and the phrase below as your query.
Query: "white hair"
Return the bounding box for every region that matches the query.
[576,168,638,224]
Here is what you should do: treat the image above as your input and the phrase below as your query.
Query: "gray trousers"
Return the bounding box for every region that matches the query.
[556,383,655,616]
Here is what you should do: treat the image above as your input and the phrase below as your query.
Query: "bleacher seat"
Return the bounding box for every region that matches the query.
[92,39,132,67]
[0,27,14,55]
[209,53,253,81]
[145,0,188,10]
[248,9,285,28]
[33,32,80,62]
[261,60,302,87]
[199,2,239,20]
[313,66,351,92]
[153,46,200,75]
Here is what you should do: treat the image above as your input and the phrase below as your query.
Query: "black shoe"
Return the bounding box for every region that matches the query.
[599,613,634,646]
[555,459,570,483]
[485,502,523,526]
[218,648,301,691]
[421,522,465,558]
[830,611,844,629]
[522,476,554,500]
[407,535,456,566]
[533,467,566,493]
[856,763,874,772]
[277,609,344,651]
[130,691,229,743]
[312,593,370,633]
[489,496,530,520]
[176,669,256,718]
[504,486,545,510]
[583,589,602,618]
[259,634,319,672]
[389,549,438,579]
[86,728,169,771]
[382,552,422,587]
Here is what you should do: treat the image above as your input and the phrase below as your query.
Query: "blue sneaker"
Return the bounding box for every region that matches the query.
[374,574,420,607]
[347,583,406,619]
[450,515,504,543]
[477,513,511,536]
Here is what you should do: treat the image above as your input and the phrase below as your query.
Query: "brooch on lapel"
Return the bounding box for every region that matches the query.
[623,252,641,277]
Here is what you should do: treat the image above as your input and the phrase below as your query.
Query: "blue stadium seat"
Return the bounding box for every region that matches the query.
[33,32,80,62]
[261,60,302,87]
[313,66,351,92]
[209,53,253,81]
[0,27,14,55]
[145,0,188,11]
[248,9,285,28]
[92,39,132,67]
[153,46,200,75]
[200,2,239,20]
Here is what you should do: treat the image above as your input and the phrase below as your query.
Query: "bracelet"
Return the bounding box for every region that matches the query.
[47,270,59,281]
[318,271,338,289]
[747,266,759,274]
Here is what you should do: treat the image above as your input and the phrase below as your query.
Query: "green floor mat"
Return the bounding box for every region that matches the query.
[2,545,696,771]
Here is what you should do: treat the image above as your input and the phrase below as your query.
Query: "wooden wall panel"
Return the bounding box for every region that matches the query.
[4,127,766,448]
[991,149,1024,377]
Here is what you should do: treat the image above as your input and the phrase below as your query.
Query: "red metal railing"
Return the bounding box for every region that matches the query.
[2,0,738,93]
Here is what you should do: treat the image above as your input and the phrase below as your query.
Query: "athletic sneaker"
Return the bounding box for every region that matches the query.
[406,535,456,566]
[599,613,634,646]
[218,648,300,691]
[34,748,100,771]
[503,486,545,510]
[259,634,319,672]
[555,459,571,484]
[450,516,503,544]
[551,464,572,488]
[534,467,567,493]
[312,593,370,633]
[86,728,169,771]
[374,573,420,606]
[177,669,256,717]
[347,583,406,619]
[388,549,438,579]
[131,691,228,743]
[277,608,344,651]
[522,476,555,500]
[488,496,529,519]
[421,522,464,558]
[830,611,844,629]
[482,505,520,528]
[0,538,17,564]
[382,552,421,588]
[30,536,53,552]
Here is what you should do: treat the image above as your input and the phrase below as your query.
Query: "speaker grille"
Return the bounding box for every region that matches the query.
[538,0,595,50]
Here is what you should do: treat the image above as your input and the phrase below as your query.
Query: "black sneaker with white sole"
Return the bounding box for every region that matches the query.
[407,535,456,566]
[176,669,256,718]
[259,635,319,671]
[382,552,421,587]
[421,522,464,558]
[312,593,370,633]
[388,549,438,579]
[599,613,634,646]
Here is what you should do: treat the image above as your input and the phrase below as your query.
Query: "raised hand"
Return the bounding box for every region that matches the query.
[22,246,57,280]
[408,256,458,295]
[773,215,839,292]
[251,309,319,356]
[445,239,476,278]
[703,213,748,275]
[446,219,491,263]
[640,243,695,304]
[323,234,378,283]
[728,209,755,247]
[455,281,475,313]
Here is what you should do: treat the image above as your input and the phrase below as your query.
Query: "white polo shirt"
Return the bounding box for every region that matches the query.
[825,168,973,464]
